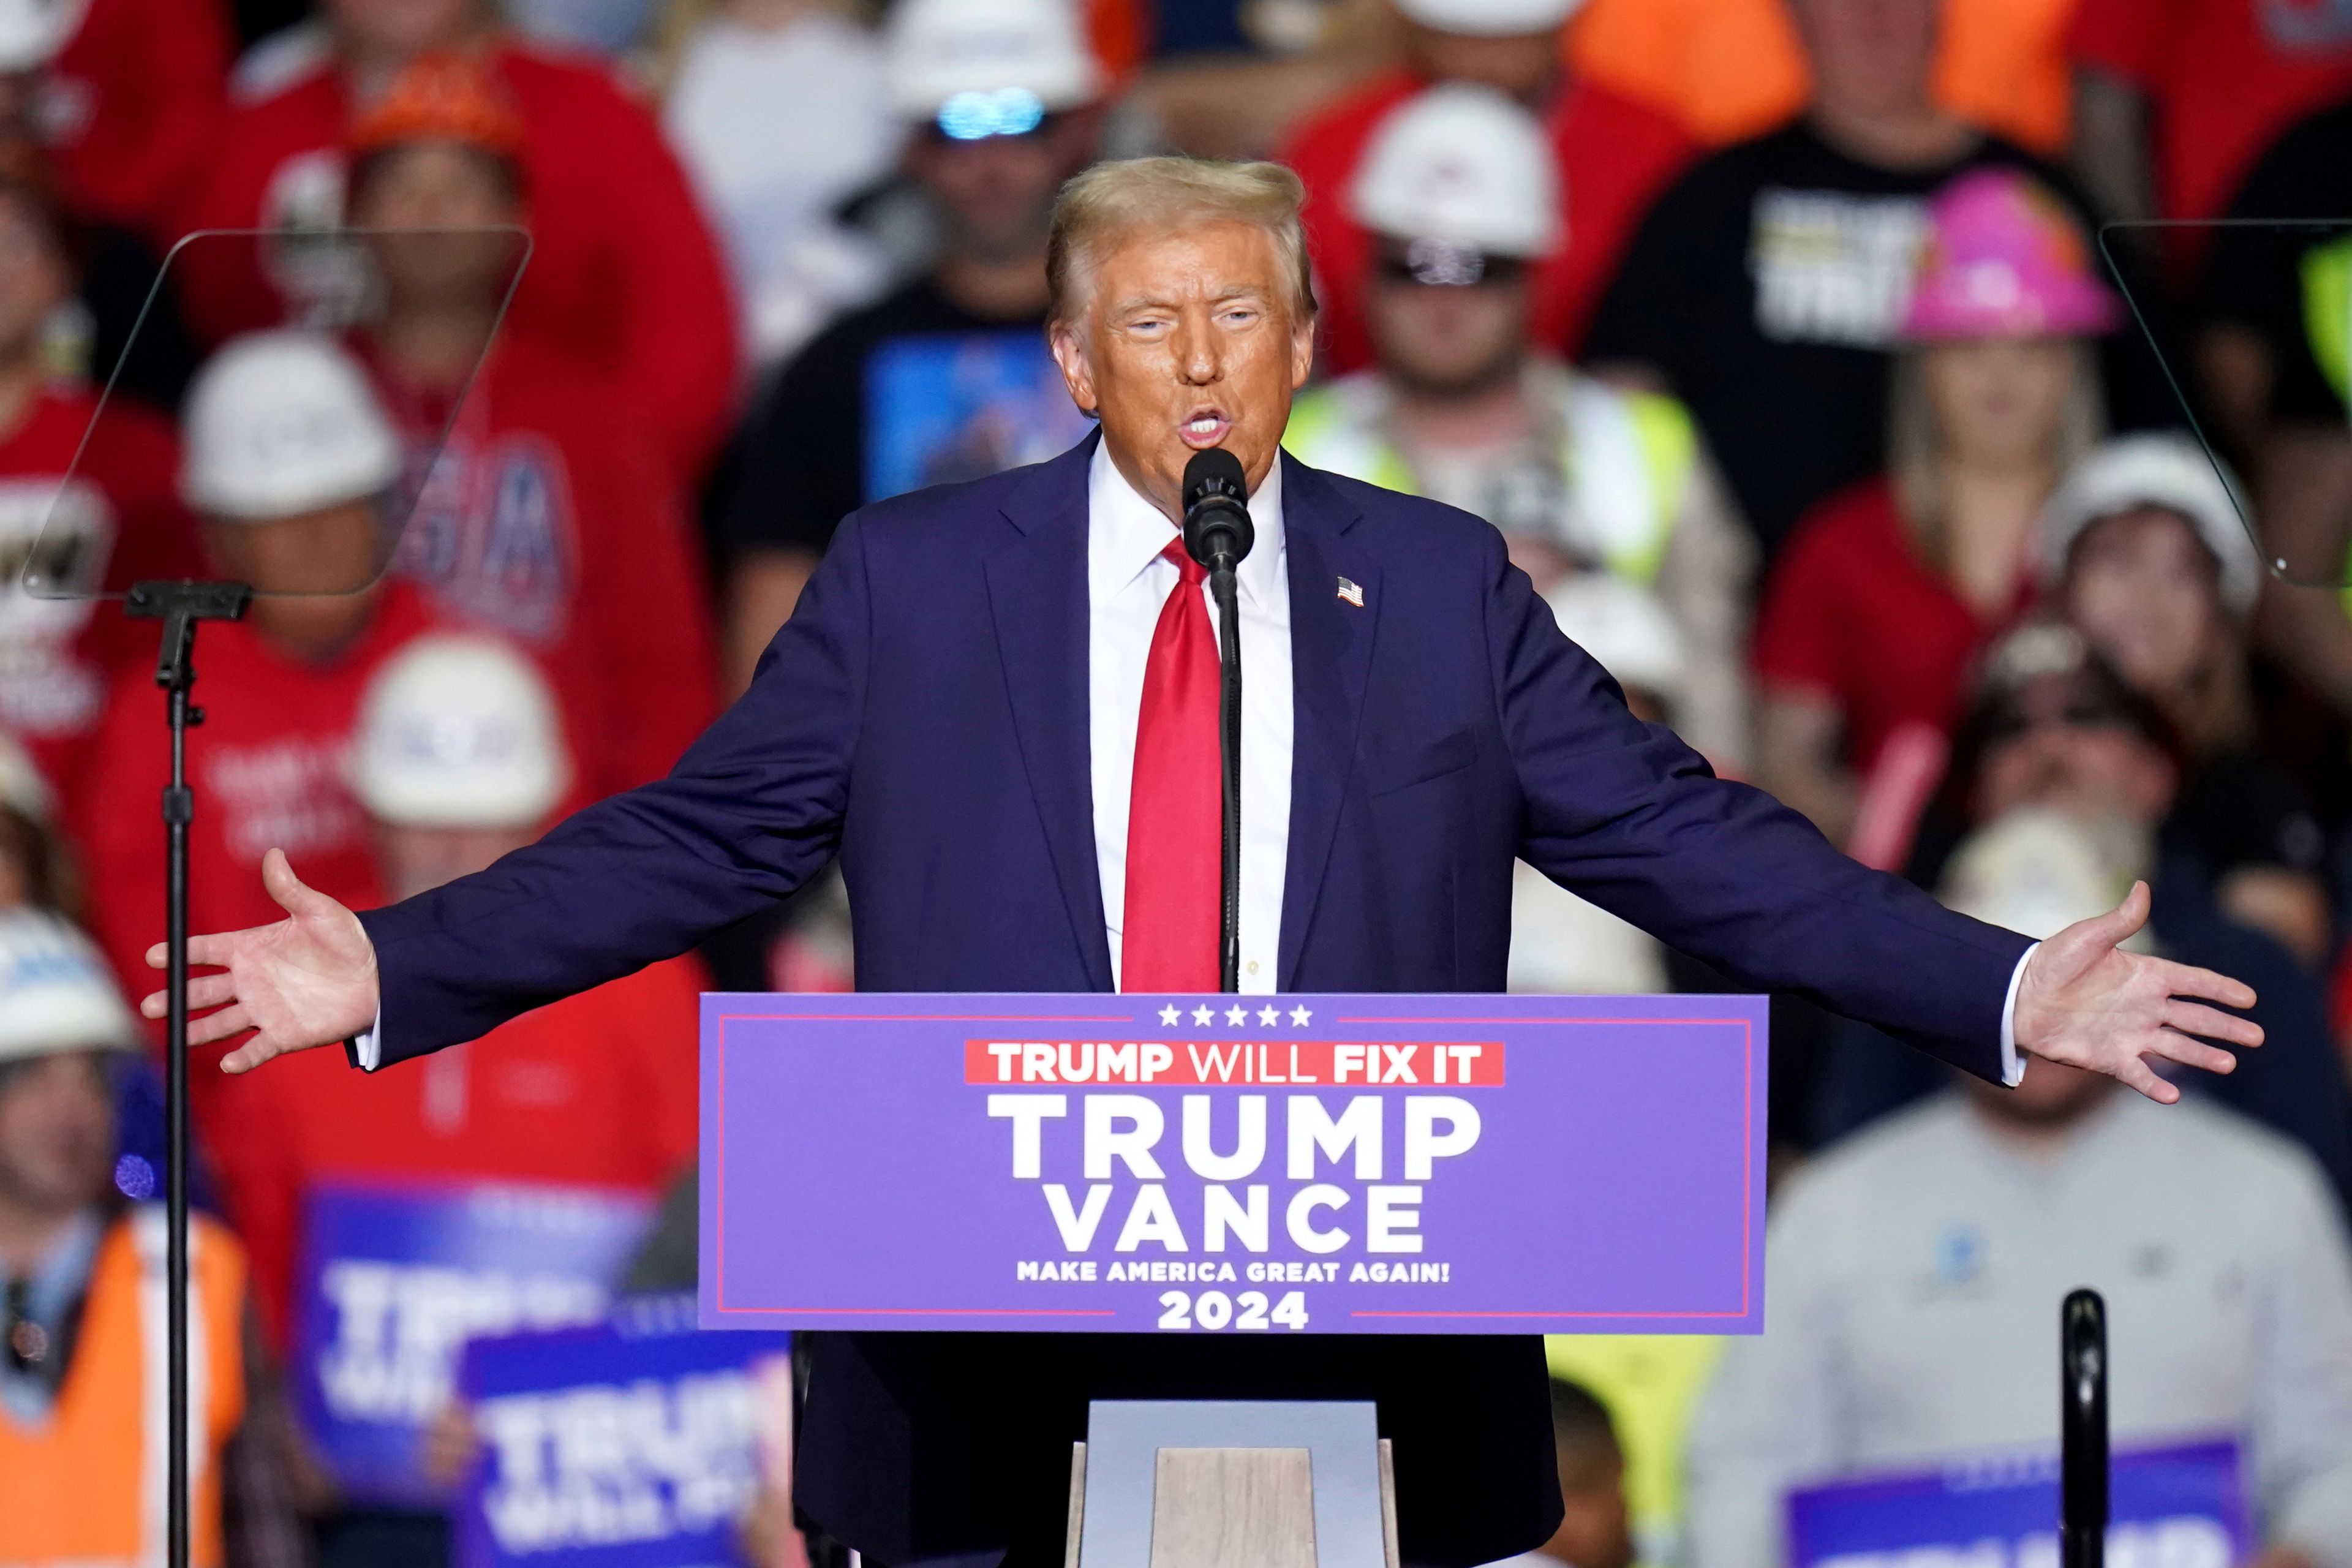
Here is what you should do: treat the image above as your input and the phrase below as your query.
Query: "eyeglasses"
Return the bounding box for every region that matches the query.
[932,88,1051,143]
[1374,239,1527,290]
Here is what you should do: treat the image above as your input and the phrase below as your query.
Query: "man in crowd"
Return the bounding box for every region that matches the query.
[343,52,718,796]
[209,632,699,1566]
[0,910,262,1568]
[1688,802,2352,1566]
[81,330,437,1136]
[1581,0,2103,557]
[0,141,195,817]
[717,0,1103,690]
[1280,81,1751,770]
[1275,0,1692,375]
[159,154,2263,1568]
[171,0,737,488]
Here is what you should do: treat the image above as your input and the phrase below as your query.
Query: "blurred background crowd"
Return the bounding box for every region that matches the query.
[6,0,2352,1564]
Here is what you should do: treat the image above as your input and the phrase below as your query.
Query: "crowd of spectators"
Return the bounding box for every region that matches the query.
[6,0,2352,1564]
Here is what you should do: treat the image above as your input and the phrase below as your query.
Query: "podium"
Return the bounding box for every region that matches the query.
[698,992,1766,1566]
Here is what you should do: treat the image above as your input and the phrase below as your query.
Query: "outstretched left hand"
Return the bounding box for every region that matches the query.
[2011,880,2263,1102]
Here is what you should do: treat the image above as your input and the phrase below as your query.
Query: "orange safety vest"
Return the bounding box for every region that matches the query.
[0,1208,247,1568]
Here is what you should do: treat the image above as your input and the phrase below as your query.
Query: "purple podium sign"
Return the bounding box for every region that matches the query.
[698,992,1766,1335]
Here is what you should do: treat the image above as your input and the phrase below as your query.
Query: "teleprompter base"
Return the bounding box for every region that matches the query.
[1063,1402,1400,1568]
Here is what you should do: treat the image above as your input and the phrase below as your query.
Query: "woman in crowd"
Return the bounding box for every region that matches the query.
[2038,433,2332,970]
[1752,168,2116,865]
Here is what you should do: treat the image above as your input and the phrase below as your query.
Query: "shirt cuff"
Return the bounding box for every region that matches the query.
[1998,942,2038,1088]
[349,1008,382,1072]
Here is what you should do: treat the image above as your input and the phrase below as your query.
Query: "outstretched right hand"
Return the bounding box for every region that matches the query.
[139,848,380,1074]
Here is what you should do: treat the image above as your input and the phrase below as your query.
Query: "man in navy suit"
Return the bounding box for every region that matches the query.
[154,157,2260,1567]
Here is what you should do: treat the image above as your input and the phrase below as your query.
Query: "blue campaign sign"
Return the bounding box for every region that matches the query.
[1787,1442,2250,1568]
[295,1178,657,1505]
[455,1297,792,1568]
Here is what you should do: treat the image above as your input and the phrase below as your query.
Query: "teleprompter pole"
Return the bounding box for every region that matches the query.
[2060,1288,2109,1568]
[124,579,253,1568]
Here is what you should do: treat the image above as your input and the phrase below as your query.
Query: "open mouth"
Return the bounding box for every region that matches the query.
[1179,409,1232,448]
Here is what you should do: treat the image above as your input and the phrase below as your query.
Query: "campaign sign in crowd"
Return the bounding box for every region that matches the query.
[456,1300,791,1568]
[296,1180,659,1502]
[1787,1442,2250,1568]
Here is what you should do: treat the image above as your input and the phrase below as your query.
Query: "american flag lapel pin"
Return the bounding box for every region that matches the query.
[1336,576,1364,608]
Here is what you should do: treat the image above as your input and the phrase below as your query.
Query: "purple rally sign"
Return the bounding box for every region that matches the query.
[698,992,1766,1335]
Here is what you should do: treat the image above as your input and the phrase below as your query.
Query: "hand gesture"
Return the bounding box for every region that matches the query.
[139,848,380,1074]
[2011,881,2261,1102]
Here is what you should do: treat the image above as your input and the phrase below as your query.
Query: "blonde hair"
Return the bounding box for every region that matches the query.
[1046,157,1317,330]
[1888,341,2105,560]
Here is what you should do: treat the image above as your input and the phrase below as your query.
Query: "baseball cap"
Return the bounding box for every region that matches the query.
[0,910,137,1066]
[1351,85,1561,262]
[1392,0,1586,36]
[180,330,402,522]
[349,633,571,829]
[347,53,527,165]
[887,0,1102,126]
[2036,434,2262,617]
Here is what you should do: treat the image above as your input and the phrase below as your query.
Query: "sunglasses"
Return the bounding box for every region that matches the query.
[1375,239,1527,290]
[930,88,1052,143]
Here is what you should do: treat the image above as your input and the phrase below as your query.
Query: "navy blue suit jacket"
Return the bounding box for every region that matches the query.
[358,433,2031,1563]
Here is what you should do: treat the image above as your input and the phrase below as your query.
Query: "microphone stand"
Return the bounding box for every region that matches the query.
[124,577,252,1568]
[1206,556,1242,994]
[2060,1288,2108,1568]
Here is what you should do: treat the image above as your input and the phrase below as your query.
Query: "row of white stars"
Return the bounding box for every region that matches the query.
[1156,1003,1314,1028]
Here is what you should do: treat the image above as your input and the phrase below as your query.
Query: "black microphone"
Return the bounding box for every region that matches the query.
[1182,447,1254,575]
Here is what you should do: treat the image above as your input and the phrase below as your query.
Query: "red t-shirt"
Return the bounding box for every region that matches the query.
[0,383,198,811]
[1276,72,1695,375]
[170,37,740,484]
[1753,478,2032,773]
[207,955,704,1348]
[41,0,230,238]
[2070,0,2352,227]
[371,339,719,796]
[81,585,439,1103]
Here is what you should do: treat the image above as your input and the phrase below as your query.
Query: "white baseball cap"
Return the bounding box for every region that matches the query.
[181,330,402,522]
[349,633,571,829]
[1939,807,2152,949]
[886,0,1102,122]
[1543,571,1685,706]
[1393,0,1586,37]
[1349,84,1561,259]
[0,910,137,1066]
[2036,433,2263,617]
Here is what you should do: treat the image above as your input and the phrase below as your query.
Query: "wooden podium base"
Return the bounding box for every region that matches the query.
[1064,1404,1400,1568]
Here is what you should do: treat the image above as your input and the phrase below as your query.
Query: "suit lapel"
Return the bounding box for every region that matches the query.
[1277,454,1376,989]
[985,434,1115,992]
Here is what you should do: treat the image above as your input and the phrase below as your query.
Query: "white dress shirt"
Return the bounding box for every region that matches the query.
[1087,440,1290,994]
[362,442,2030,1074]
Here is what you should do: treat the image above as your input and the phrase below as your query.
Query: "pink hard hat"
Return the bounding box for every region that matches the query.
[1901,168,2121,341]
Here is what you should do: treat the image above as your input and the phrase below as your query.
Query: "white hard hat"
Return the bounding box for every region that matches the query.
[0,730,53,824]
[1544,571,1685,706]
[886,0,1102,121]
[1349,84,1561,258]
[181,330,401,522]
[1939,807,2152,951]
[0,0,80,73]
[2037,433,2263,617]
[349,633,571,829]
[1393,0,1586,37]
[0,910,137,1066]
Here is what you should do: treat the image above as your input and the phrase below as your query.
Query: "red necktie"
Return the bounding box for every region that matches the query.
[1121,539,1221,993]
